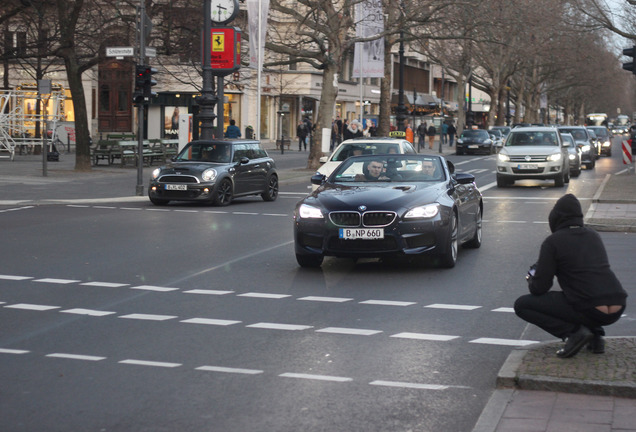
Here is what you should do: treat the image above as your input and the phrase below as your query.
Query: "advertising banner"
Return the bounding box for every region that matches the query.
[352,0,384,78]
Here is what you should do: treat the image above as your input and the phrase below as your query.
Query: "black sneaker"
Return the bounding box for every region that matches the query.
[586,334,605,354]
[556,326,593,358]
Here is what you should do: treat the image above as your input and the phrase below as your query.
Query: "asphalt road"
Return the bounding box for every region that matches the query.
[1,138,634,431]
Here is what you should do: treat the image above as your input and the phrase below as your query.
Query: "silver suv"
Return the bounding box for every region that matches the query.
[496,127,570,188]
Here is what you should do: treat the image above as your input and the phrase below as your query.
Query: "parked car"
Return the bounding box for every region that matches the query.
[496,127,570,187]
[488,129,505,151]
[295,154,483,268]
[313,137,416,191]
[557,126,596,169]
[490,126,511,138]
[586,126,612,156]
[456,129,494,155]
[559,132,582,177]
[148,139,278,206]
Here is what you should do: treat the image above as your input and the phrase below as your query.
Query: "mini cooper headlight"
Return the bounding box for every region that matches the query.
[202,168,217,182]
[404,203,439,219]
[498,153,510,162]
[547,153,562,162]
[151,168,161,179]
[298,204,324,219]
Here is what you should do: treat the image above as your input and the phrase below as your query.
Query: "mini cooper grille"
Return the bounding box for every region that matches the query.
[508,155,548,162]
[158,175,199,183]
[329,211,397,227]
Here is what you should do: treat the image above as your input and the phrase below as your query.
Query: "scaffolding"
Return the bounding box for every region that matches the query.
[0,89,66,161]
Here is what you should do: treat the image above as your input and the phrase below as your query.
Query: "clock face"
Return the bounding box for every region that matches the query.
[211,0,237,23]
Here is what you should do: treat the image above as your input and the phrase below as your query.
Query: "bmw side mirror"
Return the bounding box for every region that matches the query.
[454,173,475,185]
[446,160,455,175]
[311,173,326,185]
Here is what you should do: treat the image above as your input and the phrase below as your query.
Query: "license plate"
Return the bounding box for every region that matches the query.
[517,164,538,170]
[339,228,384,240]
[165,184,187,191]
[468,145,479,149]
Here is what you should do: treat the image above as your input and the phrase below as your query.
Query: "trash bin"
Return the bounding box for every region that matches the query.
[245,126,254,139]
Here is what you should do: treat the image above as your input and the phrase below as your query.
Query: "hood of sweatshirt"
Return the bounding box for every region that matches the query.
[548,193,584,233]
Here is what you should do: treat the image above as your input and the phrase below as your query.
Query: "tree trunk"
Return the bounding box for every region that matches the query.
[308,63,339,170]
[62,53,92,171]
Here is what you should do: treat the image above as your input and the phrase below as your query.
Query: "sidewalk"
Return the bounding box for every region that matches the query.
[474,169,636,431]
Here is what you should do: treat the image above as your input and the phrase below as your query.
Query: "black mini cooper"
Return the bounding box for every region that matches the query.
[148,139,278,206]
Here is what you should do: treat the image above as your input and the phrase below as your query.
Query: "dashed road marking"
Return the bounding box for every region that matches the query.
[0,348,29,354]
[391,332,459,341]
[60,308,116,317]
[4,303,60,311]
[196,365,263,375]
[279,373,353,383]
[33,278,81,284]
[118,313,177,321]
[46,353,106,361]
[246,322,313,331]
[180,318,241,326]
[238,292,292,299]
[316,327,382,336]
[0,275,33,280]
[470,338,537,346]
[369,381,451,390]
[298,296,353,303]
[119,359,182,368]
[183,289,234,295]
[131,285,180,292]
[425,304,481,311]
[360,300,416,307]
[80,281,129,288]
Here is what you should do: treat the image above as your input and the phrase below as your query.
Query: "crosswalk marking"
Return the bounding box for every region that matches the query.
[131,285,179,292]
[184,289,234,295]
[196,366,263,374]
[118,313,177,321]
[316,327,382,336]
[238,292,292,299]
[298,296,353,303]
[119,359,182,368]
[360,300,416,307]
[33,278,81,284]
[46,353,106,361]
[80,282,129,288]
[391,332,459,341]
[180,318,241,326]
[246,322,313,331]
[60,308,116,317]
[4,303,59,311]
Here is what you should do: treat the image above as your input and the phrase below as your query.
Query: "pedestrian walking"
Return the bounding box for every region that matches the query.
[514,194,627,358]
[417,122,427,152]
[330,120,339,151]
[296,120,307,151]
[441,122,448,145]
[447,123,456,147]
[404,121,414,144]
[427,124,436,150]
[224,119,241,138]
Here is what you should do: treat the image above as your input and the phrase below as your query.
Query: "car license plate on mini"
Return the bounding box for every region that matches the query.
[517,164,538,170]
[339,228,384,240]
[165,184,187,191]
[468,145,479,149]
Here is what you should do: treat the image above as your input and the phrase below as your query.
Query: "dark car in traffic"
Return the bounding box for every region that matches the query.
[587,126,612,156]
[148,139,278,206]
[456,129,494,155]
[294,154,483,268]
[557,126,596,169]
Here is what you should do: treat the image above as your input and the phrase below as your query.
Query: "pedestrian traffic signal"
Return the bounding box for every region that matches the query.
[622,46,636,74]
[134,64,147,104]
[142,66,157,98]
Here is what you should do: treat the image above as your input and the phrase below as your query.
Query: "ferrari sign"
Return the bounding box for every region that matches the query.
[210,27,241,75]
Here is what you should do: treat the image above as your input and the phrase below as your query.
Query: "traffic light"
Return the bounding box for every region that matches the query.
[622,46,636,74]
[134,64,146,104]
[143,65,157,98]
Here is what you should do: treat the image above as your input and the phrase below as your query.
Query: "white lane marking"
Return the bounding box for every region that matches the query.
[478,181,497,192]
[174,210,198,213]
[131,285,179,292]
[360,300,416,307]
[67,205,90,208]
[238,292,292,299]
[119,359,181,368]
[183,289,234,295]
[279,373,353,382]
[425,304,481,311]
[80,282,129,288]
[298,296,353,303]
[146,208,170,212]
[4,303,60,311]
[120,207,142,211]
[118,314,177,321]
[498,220,527,224]
[0,348,29,354]
[533,221,549,224]
[246,322,313,331]
[180,318,241,326]
[0,206,35,213]
[470,338,538,346]
[262,213,288,217]
[233,212,259,215]
[196,366,263,375]
[0,275,33,280]
[369,381,453,390]
[33,278,81,284]
[391,332,459,341]
[93,206,116,209]
[492,307,515,313]
[60,308,116,317]
[46,353,106,361]
[203,210,229,214]
[316,327,382,336]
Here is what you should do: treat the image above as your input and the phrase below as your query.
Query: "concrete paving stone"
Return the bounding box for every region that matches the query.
[547,406,613,425]
[546,421,611,432]
[553,392,615,410]
[502,391,556,419]
[495,418,548,432]
[612,398,636,429]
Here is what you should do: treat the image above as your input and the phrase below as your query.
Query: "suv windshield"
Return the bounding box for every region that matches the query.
[506,131,558,146]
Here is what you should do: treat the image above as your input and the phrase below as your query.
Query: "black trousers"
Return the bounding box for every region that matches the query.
[514,291,624,339]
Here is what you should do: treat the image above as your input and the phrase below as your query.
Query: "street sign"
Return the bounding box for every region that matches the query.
[145,47,156,57]
[106,47,134,57]
[210,27,241,75]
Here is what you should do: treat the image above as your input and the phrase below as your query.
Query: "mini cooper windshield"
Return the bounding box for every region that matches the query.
[175,142,232,163]
[330,155,446,183]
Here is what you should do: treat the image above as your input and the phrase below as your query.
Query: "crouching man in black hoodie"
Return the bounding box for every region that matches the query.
[514,194,627,358]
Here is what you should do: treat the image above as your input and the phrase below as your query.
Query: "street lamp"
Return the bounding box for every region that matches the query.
[197,0,218,140]
[395,3,407,132]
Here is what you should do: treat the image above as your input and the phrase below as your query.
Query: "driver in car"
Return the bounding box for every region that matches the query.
[355,159,390,181]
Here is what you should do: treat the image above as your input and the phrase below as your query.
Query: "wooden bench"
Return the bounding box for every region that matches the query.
[276,139,291,150]
[160,139,179,159]
[91,140,114,165]
[106,133,136,141]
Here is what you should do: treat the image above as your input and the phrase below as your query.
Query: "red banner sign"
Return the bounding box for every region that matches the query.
[210,27,241,75]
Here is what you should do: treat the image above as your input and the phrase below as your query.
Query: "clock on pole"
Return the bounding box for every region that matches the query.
[211,0,239,24]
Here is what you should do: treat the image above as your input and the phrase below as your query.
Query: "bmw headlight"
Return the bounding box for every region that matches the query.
[151,168,161,179]
[404,203,439,219]
[457,139,463,144]
[298,204,324,219]
[547,153,562,162]
[581,145,591,153]
[498,153,510,162]
[202,168,217,182]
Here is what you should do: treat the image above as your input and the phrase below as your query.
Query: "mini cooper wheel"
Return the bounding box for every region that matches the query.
[213,179,233,206]
[296,253,323,268]
[261,175,279,201]
[439,212,458,268]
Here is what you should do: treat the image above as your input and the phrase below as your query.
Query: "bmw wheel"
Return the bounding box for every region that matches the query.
[439,212,458,268]
[213,179,233,206]
[296,253,323,268]
[463,207,482,249]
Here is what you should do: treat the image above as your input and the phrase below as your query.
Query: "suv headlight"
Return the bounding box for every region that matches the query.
[298,204,324,219]
[547,153,562,162]
[498,153,510,162]
[202,168,217,181]
[581,145,590,153]
[404,203,439,219]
